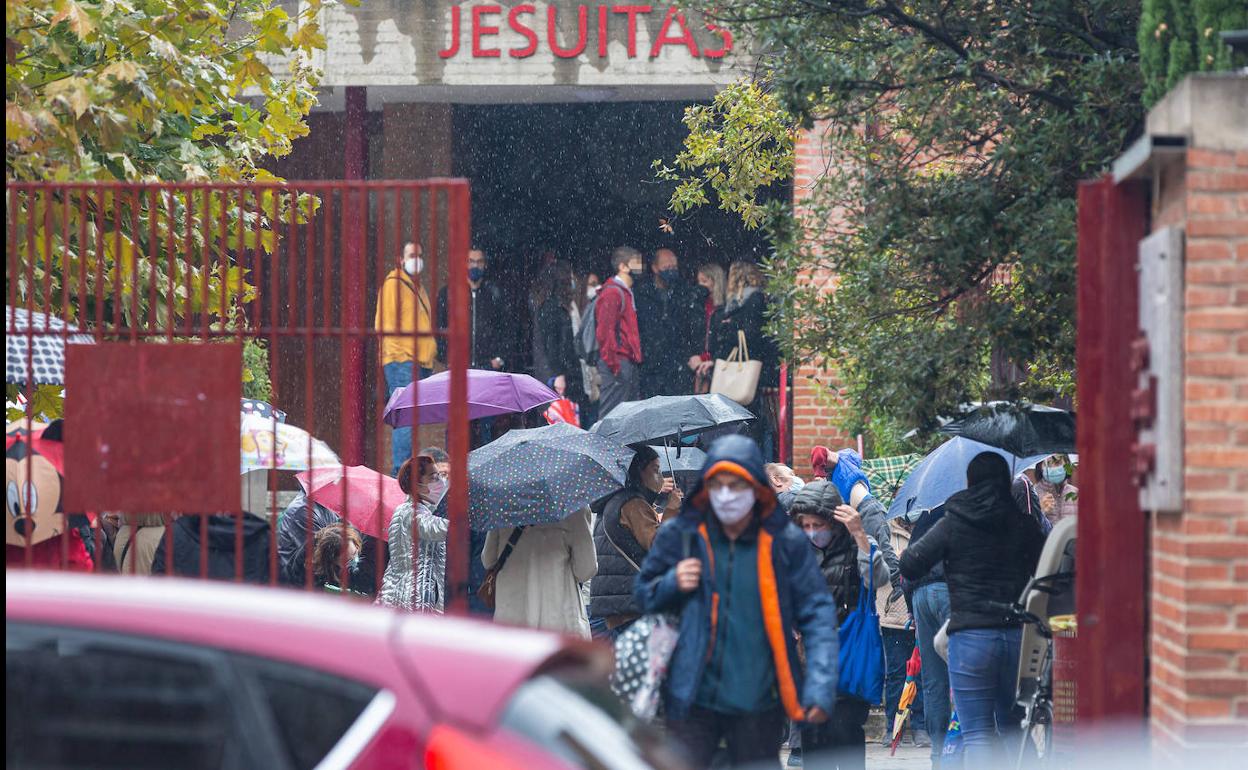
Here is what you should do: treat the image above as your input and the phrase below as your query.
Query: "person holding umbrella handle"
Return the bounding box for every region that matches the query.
[589,447,682,640]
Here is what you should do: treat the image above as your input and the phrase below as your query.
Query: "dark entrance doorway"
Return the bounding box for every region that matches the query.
[451,100,784,374]
[452,101,779,275]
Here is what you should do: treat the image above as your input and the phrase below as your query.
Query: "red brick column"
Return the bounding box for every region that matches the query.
[789,123,852,468]
[1149,147,1248,754]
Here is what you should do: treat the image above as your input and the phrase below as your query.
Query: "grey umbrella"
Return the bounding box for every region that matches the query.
[590,393,754,447]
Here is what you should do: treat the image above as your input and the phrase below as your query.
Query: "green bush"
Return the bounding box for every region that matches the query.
[1140,0,1247,106]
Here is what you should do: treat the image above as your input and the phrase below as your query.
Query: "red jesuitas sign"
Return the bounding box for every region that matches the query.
[438,4,733,60]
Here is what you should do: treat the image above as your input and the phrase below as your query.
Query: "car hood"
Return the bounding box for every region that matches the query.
[392,615,609,732]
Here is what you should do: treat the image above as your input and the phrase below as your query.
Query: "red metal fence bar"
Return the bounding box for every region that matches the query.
[6,181,472,605]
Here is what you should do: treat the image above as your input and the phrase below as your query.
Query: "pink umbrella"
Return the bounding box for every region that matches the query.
[295,465,407,541]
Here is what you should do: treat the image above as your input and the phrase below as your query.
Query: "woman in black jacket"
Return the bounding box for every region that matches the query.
[899,453,1045,769]
[709,261,779,454]
[530,260,583,400]
[151,513,271,584]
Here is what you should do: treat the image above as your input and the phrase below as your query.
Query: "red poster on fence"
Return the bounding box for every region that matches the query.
[64,343,241,514]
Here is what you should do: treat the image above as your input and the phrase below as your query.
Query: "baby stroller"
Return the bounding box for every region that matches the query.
[1012,516,1076,768]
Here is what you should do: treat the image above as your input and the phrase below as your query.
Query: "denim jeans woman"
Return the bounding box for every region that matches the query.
[948,627,1023,767]
[898,454,1044,770]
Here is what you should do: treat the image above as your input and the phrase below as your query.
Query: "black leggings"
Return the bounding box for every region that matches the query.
[801,697,871,770]
[667,705,786,769]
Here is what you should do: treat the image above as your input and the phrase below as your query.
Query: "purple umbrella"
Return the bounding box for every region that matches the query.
[382,369,559,427]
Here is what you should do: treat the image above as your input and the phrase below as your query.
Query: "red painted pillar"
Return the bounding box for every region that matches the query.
[778,363,790,464]
[446,182,472,613]
[341,87,367,465]
[1075,176,1150,727]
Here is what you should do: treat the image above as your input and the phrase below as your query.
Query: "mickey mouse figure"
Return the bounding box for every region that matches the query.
[6,420,95,571]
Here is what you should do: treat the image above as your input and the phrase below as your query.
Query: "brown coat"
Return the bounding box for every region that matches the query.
[113,514,167,576]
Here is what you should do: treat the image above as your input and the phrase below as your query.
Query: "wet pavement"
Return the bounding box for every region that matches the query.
[779,742,932,769]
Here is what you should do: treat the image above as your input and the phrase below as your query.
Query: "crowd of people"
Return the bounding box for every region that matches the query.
[376,240,784,474]
[77,416,1075,770]
[359,237,1080,769]
[56,237,1079,770]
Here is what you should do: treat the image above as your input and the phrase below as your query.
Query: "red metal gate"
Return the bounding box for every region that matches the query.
[6,181,475,608]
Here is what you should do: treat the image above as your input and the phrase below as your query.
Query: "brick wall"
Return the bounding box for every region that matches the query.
[789,123,853,468]
[1148,146,1248,754]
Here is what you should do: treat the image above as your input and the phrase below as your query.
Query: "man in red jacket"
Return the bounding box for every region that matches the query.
[595,246,645,417]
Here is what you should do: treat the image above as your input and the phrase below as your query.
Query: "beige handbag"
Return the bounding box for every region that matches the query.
[711,330,762,406]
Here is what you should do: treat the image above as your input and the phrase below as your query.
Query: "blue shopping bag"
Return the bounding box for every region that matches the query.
[837,544,885,703]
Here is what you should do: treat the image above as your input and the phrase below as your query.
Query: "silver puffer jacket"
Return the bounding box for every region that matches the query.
[377,498,449,612]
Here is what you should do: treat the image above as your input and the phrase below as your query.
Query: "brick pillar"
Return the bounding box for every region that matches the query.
[1144,78,1248,756]
[790,123,852,469]
[1149,145,1248,753]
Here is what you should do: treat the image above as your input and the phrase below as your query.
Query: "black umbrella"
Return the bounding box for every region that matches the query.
[467,422,634,531]
[938,402,1075,457]
[590,394,754,447]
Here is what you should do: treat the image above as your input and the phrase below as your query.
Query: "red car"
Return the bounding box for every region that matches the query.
[5,571,686,770]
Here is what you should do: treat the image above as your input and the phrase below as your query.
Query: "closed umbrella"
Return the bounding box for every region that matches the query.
[590,393,753,447]
[383,369,558,427]
[889,647,923,755]
[887,437,1050,520]
[6,306,93,385]
[939,402,1075,457]
[468,423,633,531]
[296,465,406,541]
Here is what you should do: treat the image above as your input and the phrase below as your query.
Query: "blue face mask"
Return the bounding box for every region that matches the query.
[807,528,834,549]
[659,269,681,284]
[468,266,485,282]
[1043,466,1068,485]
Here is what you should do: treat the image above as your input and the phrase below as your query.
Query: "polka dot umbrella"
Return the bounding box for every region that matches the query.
[467,422,634,532]
[6,306,93,386]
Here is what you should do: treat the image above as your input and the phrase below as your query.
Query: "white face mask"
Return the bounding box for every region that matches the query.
[403,257,422,276]
[710,486,756,526]
[807,528,834,549]
[587,286,599,300]
[423,478,448,507]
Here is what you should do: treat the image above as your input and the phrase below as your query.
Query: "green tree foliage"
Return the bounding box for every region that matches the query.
[1139,0,1247,106]
[7,0,328,418]
[664,1,1144,434]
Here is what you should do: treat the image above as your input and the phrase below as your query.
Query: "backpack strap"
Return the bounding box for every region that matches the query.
[118,524,143,572]
[489,526,526,572]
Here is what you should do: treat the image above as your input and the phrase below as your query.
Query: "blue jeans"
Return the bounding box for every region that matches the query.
[947,626,1023,769]
[883,626,925,733]
[913,582,951,766]
[383,362,431,476]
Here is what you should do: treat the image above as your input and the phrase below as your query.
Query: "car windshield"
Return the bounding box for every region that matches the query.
[500,671,686,770]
